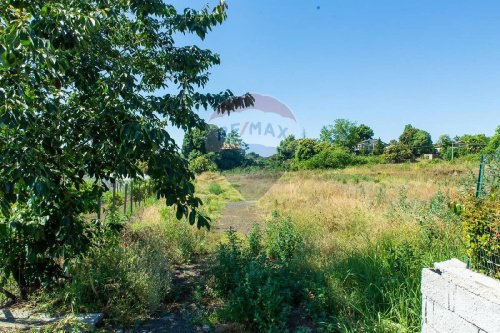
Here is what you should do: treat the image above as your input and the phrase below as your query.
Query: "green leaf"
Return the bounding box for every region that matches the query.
[176,205,184,220]
[188,210,195,225]
[0,223,7,237]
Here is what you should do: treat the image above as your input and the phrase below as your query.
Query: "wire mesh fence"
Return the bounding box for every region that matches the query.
[473,249,500,279]
[468,150,500,279]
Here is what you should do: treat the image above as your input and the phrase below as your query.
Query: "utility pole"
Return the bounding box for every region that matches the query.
[451,142,454,161]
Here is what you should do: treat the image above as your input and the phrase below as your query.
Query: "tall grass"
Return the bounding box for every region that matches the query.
[254,163,469,332]
[28,172,242,326]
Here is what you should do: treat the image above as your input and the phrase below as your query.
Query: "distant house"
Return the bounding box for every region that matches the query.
[355,138,386,154]
[221,143,242,150]
[422,153,438,160]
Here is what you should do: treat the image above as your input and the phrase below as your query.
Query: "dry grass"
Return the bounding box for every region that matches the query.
[130,172,244,261]
[224,170,284,200]
[251,161,471,331]
[257,160,474,257]
[136,172,243,227]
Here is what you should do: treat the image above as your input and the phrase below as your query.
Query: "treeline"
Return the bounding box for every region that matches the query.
[276,120,500,169]
[183,120,500,173]
[182,124,279,173]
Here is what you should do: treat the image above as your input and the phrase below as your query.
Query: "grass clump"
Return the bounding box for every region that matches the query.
[208,183,224,195]
[212,217,311,332]
[67,225,172,325]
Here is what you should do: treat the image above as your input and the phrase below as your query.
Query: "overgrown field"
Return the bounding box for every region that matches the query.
[1,161,478,332]
[137,161,471,333]
[257,162,471,331]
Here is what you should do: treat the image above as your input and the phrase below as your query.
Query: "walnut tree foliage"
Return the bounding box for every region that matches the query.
[0,0,252,299]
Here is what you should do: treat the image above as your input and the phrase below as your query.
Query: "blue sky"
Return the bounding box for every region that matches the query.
[170,0,500,144]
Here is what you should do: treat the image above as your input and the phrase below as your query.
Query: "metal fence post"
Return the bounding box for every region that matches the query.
[112,181,116,209]
[97,195,101,220]
[475,153,485,198]
[124,183,128,215]
[130,181,133,214]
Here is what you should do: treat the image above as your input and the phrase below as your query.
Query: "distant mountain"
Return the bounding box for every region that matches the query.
[247,144,277,157]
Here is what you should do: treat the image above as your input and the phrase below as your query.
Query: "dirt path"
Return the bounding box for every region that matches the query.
[214,200,259,234]
[213,171,284,235]
[134,262,206,333]
[135,176,263,332]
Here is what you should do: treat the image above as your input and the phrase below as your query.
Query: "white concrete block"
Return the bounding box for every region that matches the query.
[454,286,500,333]
[435,259,500,304]
[421,268,453,310]
[430,302,479,333]
[422,296,427,325]
[422,323,440,333]
[427,299,434,326]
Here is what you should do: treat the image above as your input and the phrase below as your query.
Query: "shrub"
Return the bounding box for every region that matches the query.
[383,143,413,163]
[159,207,199,264]
[103,191,125,207]
[212,226,304,332]
[215,148,246,170]
[299,147,354,170]
[462,194,500,278]
[208,183,224,195]
[265,214,304,263]
[295,138,319,161]
[277,135,298,161]
[68,226,171,325]
[189,155,218,174]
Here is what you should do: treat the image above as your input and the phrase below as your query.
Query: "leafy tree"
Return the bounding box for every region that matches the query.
[182,125,226,158]
[189,155,217,174]
[320,119,374,150]
[383,143,413,163]
[295,138,319,161]
[225,129,248,150]
[485,126,500,155]
[277,135,297,161]
[0,1,252,299]
[437,134,452,150]
[215,149,246,170]
[372,139,385,155]
[436,134,453,159]
[399,124,434,156]
[319,119,359,149]
[213,130,247,170]
[354,124,374,141]
[460,134,490,154]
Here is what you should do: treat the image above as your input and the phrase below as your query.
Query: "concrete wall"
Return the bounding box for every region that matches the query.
[421,259,500,333]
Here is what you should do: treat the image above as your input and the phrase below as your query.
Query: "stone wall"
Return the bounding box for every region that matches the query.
[421,259,500,333]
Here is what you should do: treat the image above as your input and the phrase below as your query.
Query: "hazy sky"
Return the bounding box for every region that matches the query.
[169,0,500,144]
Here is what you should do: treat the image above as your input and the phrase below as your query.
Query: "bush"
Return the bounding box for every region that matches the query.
[68,226,171,325]
[212,223,305,332]
[189,155,218,174]
[295,138,319,161]
[215,148,246,170]
[298,147,354,170]
[265,214,304,263]
[277,135,298,161]
[462,194,500,278]
[208,183,224,195]
[103,191,125,207]
[383,143,413,163]
[159,207,199,264]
